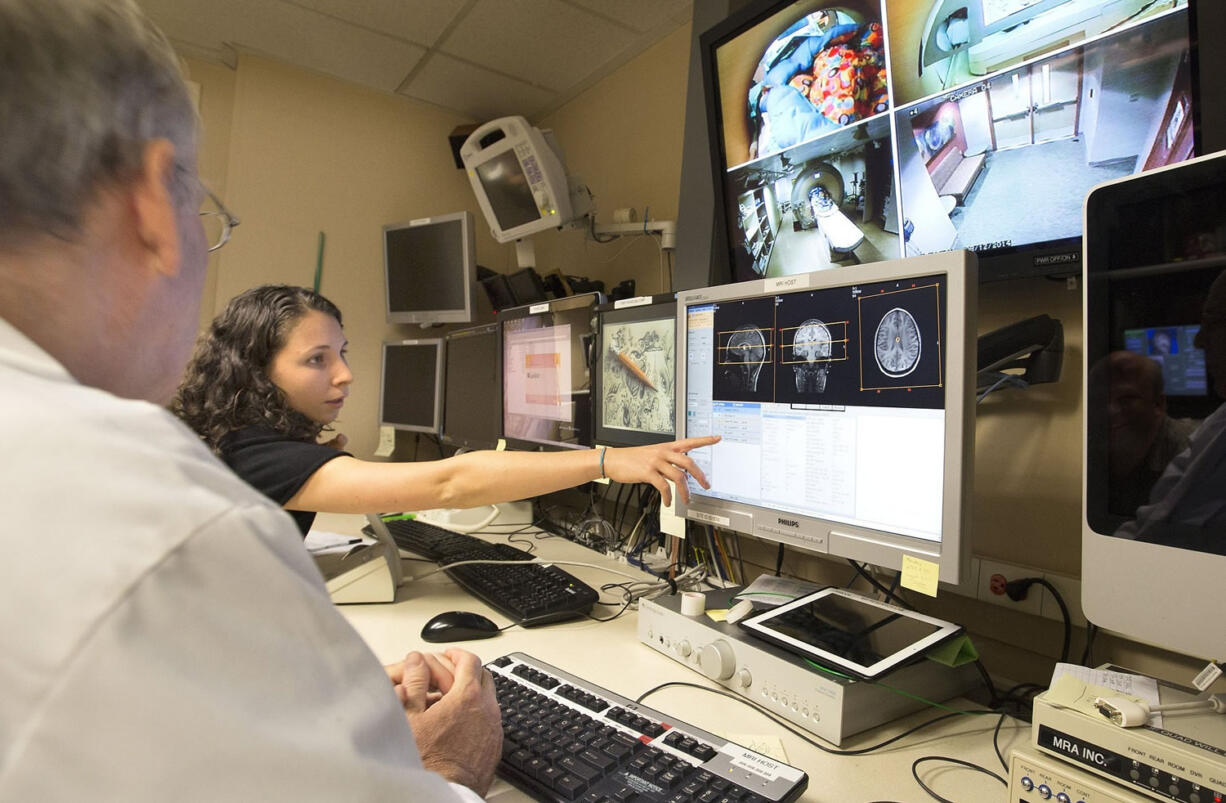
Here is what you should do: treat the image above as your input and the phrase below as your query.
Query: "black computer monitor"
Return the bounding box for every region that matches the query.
[593,294,677,447]
[500,292,603,450]
[441,322,502,451]
[383,211,475,324]
[380,339,443,434]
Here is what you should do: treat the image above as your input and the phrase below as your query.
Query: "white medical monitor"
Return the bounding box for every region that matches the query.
[460,116,575,244]
[383,211,475,325]
[1082,150,1226,661]
[380,339,444,434]
[677,251,976,584]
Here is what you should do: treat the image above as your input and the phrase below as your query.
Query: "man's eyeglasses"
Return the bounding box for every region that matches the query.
[199,187,240,252]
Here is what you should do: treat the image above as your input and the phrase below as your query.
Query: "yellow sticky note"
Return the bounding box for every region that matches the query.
[900,555,939,597]
[706,609,729,622]
[659,480,685,537]
[495,438,506,451]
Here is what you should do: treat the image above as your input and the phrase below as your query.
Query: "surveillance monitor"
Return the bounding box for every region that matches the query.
[593,294,677,448]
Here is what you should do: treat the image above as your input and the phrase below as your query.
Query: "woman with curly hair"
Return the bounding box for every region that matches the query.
[174,285,716,536]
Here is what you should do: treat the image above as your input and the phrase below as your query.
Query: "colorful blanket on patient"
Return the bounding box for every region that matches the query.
[787,23,887,126]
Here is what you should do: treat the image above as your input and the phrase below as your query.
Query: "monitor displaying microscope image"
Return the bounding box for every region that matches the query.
[593,296,677,448]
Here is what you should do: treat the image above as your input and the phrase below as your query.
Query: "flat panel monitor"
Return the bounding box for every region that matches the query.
[700,1,1197,285]
[593,294,678,448]
[441,322,502,451]
[383,211,475,325]
[676,251,976,584]
[1083,149,1226,661]
[380,339,443,434]
[501,292,603,451]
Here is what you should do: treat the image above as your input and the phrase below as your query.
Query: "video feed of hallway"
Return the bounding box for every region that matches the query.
[896,11,1192,257]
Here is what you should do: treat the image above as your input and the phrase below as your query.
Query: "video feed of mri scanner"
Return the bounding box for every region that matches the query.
[710,0,1194,284]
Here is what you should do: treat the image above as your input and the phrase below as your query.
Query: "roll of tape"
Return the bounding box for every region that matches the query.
[680,591,706,617]
[612,207,638,224]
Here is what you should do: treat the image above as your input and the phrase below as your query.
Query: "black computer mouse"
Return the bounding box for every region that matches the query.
[420,610,502,643]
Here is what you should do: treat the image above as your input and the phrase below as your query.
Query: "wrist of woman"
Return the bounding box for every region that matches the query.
[596,445,608,479]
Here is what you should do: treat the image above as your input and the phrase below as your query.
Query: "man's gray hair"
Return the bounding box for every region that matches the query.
[0,0,198,241]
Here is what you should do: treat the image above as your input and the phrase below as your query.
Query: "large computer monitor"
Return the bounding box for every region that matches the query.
[676,251,976,584]
[380,339,444,434]
[441,322,502,452]
[460,116,578,244]
[383,211,475,324]
[501,292,603,451]
[1083,150,1226,661]
[700,1,1197,284]
[593,295,678,448]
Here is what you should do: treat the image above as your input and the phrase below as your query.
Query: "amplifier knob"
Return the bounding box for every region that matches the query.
[676,640,692,657]
[736,668,752,688]
[699,640,736,681]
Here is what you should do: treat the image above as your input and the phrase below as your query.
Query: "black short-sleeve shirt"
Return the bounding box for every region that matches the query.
[219,427,350,536]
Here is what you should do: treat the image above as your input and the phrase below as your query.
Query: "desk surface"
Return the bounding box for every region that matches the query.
[315,511,1024,803]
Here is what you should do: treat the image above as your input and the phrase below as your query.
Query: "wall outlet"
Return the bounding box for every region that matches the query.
[975,558,1043,615]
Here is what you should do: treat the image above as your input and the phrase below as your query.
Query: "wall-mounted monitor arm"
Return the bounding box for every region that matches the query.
[976,314,1064,393]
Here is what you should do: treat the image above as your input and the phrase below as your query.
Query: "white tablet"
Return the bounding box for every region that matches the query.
[737,587,964,681]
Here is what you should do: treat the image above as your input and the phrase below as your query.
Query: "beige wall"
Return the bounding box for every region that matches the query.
[189,55,513,460]
[182,34,1212,687]
[532,23,694,297]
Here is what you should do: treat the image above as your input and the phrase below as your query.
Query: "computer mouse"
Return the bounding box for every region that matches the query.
[420,610,502,643]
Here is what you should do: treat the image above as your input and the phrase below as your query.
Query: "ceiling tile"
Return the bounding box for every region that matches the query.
[280,0,466,45]
[442,0,635,91]
[141,0,426,92]
[401,52,556,121]
[566,0,692,33]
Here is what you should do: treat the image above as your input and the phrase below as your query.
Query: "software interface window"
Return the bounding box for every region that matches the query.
[685,275,948,543]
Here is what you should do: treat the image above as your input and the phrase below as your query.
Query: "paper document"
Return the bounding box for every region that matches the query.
[304,529,374,555]
[733,575,820,607]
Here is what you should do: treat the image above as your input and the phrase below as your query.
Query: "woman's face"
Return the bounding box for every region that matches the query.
[267,309,352,425]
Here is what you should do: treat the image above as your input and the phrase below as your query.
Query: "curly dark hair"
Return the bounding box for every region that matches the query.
[173,284,344,454]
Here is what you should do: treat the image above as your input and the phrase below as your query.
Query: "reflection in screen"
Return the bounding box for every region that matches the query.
[476,150,538,231]
[759,594,941,668]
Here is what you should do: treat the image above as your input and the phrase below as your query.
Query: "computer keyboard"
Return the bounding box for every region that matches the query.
[489,652,809,803]
[371,517,599,627]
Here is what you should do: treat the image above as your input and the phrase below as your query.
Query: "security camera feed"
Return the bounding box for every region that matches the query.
[896,9,1193,258]
[709,0,1194,283]
[685,274,947,541]
[502,297,598,449]
[597,311,676,441]
[1123,325,1206,398]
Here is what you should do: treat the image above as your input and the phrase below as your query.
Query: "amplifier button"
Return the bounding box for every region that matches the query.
[736,669,752,688]
[676,640,692,658]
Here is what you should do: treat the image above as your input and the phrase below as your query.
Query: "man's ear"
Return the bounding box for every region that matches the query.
[130,138,182,277]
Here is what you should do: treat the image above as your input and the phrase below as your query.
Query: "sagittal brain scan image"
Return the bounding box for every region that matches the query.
[874,307,921,378]
[791,318,833,393]
[724,325,768,391]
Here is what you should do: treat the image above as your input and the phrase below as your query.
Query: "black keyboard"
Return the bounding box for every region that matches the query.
[371,517,599,627]
[489,653,809,803]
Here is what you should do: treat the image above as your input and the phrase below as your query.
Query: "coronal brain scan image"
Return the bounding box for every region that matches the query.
[725,325,768,391]
[792,318,832,393]
[874,307,921,378]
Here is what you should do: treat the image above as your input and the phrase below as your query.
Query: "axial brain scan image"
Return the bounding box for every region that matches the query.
[726,325,767,391]
[792,318,832,392]
[874,307,921,377]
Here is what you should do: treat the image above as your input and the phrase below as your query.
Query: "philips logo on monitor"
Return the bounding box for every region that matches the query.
[777,518,800,528]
